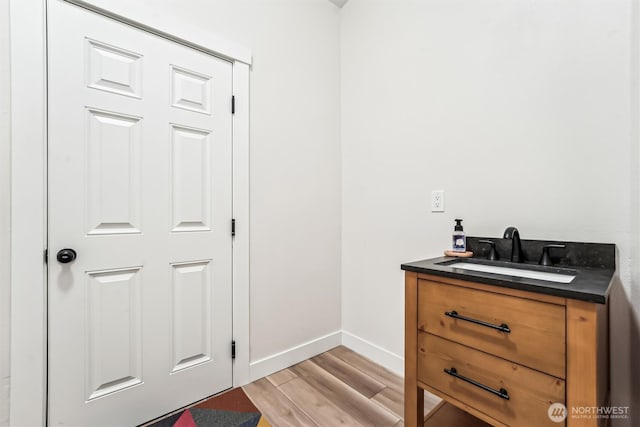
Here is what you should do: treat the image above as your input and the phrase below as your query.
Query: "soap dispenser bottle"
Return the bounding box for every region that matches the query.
[452,219,466,252]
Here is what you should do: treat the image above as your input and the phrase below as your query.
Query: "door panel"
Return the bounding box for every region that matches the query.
[170,65,212,113]
[170,125,213,232]
[85,108,143,235]
[86,267,143,400]
[86,38,143,98]
[48,1,233,425]
[170,260,212,372]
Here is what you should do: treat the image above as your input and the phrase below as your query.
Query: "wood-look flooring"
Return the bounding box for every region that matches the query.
[243,346,442,427]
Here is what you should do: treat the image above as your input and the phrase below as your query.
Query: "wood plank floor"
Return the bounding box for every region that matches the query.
[243,346,442,427]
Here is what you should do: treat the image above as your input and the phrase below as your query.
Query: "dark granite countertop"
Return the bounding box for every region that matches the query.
[401,237,615,304]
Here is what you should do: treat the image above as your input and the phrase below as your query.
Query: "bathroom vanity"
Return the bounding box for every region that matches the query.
[402,237,614,427]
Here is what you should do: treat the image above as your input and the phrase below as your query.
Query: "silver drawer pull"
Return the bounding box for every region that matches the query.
[444,367,510,400]
[445,310,511,333]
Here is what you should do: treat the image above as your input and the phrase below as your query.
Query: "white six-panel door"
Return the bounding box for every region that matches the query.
[47,1,233,425]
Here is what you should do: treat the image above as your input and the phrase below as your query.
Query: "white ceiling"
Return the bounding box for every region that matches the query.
[328,0,349,8]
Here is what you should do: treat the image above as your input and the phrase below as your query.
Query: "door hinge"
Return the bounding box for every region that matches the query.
[231,340,236,360]
[44,249,48,264]
[231,218,236,237]
[231,95,235,114]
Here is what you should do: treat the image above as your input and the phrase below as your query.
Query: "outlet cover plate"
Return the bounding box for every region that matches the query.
[432,190,445,212]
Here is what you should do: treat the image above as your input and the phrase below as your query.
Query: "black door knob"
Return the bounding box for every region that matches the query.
[57,248,77,264]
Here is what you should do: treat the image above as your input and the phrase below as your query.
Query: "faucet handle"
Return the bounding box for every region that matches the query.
[539,244,566,266]
[478,240,499,261]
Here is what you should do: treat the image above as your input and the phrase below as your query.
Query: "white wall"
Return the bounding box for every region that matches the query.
[4,0,638,423]
[0,0,11,425]
[341,1,637,423]
[630,0,640,421]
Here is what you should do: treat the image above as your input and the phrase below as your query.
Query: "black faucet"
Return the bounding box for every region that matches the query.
[539,244,566,266]
[478,239,499,261]
[503,226,524,263]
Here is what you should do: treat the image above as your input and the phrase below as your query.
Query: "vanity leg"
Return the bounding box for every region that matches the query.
[566,299,609,427]
[405,271,424,427]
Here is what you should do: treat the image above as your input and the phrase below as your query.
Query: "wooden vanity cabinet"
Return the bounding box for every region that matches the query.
[405,271,609,427]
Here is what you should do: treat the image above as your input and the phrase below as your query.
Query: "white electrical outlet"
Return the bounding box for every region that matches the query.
[431,190,445,212]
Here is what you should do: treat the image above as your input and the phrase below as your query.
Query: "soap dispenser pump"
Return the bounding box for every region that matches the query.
[452,219,466,252]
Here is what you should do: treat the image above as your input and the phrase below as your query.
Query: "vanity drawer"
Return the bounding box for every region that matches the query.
[418,279,566,378]
[418,333,565,427]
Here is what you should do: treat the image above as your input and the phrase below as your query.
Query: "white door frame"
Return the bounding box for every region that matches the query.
[8,1,251,425]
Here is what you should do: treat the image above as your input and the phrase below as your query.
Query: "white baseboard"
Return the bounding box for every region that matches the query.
[249,330,342,382]
[247,330,404,383]
[341,330,404,376]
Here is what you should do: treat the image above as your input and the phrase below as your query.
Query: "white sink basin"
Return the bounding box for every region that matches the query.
[447,262,576,284]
